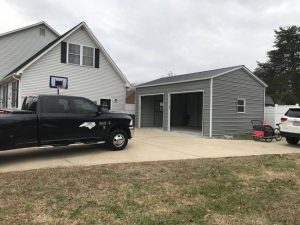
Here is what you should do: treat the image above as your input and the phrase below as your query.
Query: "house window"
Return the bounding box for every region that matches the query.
[67,43,95,67]
[11,80,19,108]
[2,84,8,108]
[39,28,46,36]
[68,43,81,65]
[100,99,111,110]
[237,98,246,113]
[83,46,94,67]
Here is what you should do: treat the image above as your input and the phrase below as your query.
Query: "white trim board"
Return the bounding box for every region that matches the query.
[263,88,266,121]
[209,79,213,138]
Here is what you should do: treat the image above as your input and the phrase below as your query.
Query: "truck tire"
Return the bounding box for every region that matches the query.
[286,137,299,145]
[107,129,128,151]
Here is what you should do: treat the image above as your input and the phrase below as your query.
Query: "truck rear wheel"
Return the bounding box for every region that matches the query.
[286,137,299,145]
[107,129,128,151]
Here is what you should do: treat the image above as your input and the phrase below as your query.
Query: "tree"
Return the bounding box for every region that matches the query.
[255,26,300,104]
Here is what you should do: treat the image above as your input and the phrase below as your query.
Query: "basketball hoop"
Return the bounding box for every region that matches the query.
[49,76,68,95]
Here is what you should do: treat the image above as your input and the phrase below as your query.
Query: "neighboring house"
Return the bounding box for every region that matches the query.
[265,95,275,107]
[125,89,136,123]
[126,89,135,104]
[136,65,267,137]
[0,21,130,111]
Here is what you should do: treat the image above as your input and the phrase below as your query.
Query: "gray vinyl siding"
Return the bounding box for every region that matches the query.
[136,79,211,136]
[0,25,58,79]
[141,96,155,127]
[212,69,264,135]
[20,28,126,111]
[140,95,163,127]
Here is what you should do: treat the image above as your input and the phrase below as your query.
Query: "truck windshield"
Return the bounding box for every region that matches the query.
[22,97,38,112]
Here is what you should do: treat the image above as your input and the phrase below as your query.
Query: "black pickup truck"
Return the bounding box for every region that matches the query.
[0,95,134,151]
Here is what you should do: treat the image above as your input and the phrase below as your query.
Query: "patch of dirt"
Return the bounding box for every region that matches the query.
[238,173,255,181]
[295,157,300,165]
[205,213,270,225]
[261,170,296,181]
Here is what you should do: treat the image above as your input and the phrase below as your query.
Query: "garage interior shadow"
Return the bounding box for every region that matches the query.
[0,143,109,167]
[171,92,203,134]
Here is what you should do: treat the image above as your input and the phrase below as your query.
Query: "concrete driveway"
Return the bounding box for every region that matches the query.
[0,128,299,172]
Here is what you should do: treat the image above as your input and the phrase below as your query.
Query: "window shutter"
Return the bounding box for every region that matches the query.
[95,48,100,68]
[61,42,67,63]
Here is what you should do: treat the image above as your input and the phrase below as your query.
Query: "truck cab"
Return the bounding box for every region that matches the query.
[0,95,134,151]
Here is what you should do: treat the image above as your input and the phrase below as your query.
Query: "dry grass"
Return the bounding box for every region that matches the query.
[0,154,299,225]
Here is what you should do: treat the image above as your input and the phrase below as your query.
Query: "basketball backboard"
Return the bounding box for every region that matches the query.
[49,76,68,89]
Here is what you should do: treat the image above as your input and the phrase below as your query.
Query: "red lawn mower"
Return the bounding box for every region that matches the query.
[251,120,282,142]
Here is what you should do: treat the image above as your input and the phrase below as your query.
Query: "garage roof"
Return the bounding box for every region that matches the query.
[137,65,267,88]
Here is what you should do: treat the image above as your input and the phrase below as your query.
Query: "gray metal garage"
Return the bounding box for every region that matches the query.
[135,65,267,137]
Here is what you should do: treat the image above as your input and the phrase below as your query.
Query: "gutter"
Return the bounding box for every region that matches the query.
[12,74,21,82]
[0,73,21,84]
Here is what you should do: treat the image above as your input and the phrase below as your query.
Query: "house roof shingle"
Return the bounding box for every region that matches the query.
[4,23,82,79]
[2,21,130,87]
[137,65,244,87]
[0,21,60,38]
[137,65,268,88]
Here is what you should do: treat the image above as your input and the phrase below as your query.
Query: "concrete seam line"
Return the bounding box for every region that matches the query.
[134,140,202,158]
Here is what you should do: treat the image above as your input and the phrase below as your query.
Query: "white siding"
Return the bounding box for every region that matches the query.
[0,25,58,79]
[20,28,126,111]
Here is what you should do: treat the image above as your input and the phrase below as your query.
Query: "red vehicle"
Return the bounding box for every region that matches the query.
[251,120,281,142]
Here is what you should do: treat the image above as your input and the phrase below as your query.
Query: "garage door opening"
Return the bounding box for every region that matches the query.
[170,92,203,134]
[140,95,163,128]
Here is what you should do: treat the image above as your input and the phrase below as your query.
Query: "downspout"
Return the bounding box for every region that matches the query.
[263,87,265,123]
[209,78,213,138]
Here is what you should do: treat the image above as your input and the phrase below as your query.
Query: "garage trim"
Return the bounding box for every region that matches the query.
[168,90,204,135]
[138,93,164,128]
[210,78,213,137]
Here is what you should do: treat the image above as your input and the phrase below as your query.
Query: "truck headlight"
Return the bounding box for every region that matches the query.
[130,119,133,126]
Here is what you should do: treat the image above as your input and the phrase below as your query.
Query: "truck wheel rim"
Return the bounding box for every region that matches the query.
[113,134,125,147]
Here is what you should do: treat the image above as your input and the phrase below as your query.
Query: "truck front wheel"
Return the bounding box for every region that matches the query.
[286,137,299,145]
[107,129,128,150]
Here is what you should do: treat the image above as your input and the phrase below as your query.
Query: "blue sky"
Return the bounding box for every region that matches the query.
[1,0,300,84]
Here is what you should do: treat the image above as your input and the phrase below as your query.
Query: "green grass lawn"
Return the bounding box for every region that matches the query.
[0,154,299,225]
